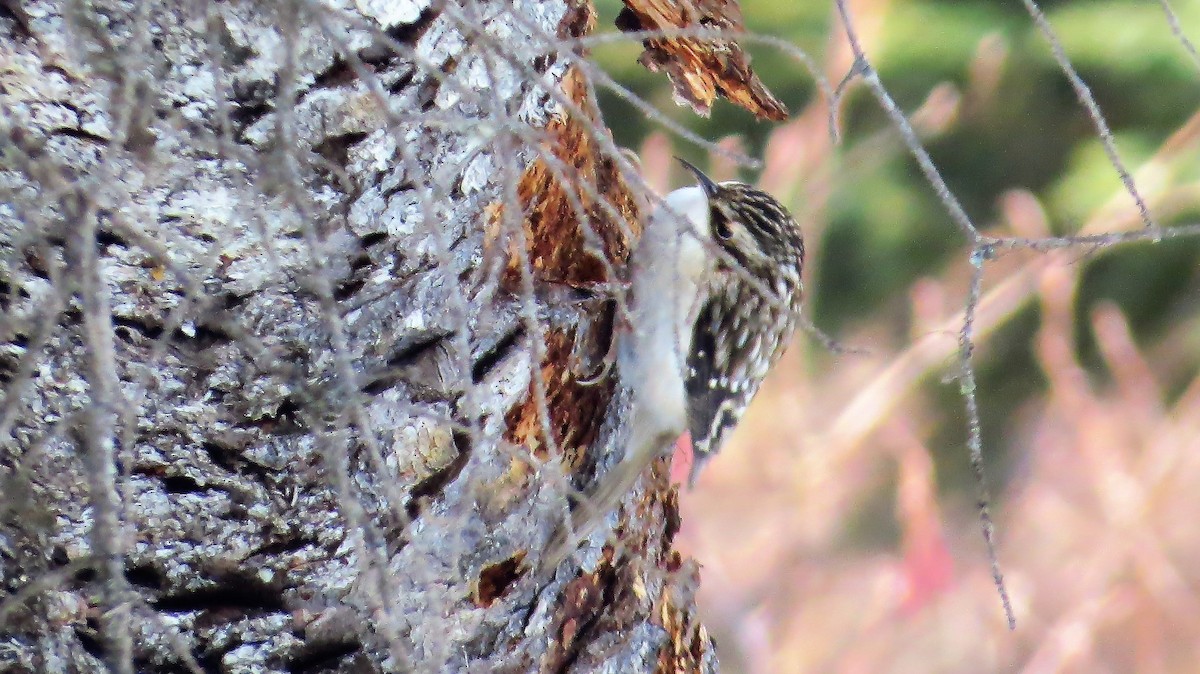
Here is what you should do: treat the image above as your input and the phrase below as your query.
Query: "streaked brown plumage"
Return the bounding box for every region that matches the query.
[545,158,803,568]
[679,164,805,483]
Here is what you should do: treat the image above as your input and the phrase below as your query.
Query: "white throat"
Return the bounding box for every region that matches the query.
[662,185,711,239]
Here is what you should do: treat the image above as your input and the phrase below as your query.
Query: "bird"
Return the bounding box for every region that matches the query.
[672,158,805,484]
[545,157,805,567]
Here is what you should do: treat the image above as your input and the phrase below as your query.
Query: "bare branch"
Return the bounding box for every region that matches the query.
[1157,0,1200,71]
[958,246,1016,630]
[833,0,982,242]
[1020,0,1157,230]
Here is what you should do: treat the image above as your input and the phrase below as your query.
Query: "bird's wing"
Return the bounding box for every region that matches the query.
[684,288,764,483]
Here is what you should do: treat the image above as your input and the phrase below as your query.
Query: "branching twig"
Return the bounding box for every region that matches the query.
[832,0,981,242]
[829,0,1200,630]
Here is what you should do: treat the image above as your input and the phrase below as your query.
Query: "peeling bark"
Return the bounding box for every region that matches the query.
[616,0,788,120]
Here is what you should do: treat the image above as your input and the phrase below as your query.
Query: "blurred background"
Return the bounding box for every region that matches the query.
[591,0,1200,671]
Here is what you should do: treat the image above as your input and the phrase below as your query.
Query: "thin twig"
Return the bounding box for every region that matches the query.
[1020,0,1158,231]
[0,558,94,625]
[1156,0,1200,71]
[959,246,1016,630]
[69,195,135,674]
[278,3,416,666]
[832,0,982,242]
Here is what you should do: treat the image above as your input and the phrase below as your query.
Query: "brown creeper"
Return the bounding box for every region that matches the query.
[675,159,805,484]
[547,158,804,566]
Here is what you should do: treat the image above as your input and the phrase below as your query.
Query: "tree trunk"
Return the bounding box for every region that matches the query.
[0,0,714,672]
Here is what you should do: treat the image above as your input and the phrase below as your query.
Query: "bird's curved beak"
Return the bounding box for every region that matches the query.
[675,157,719,198]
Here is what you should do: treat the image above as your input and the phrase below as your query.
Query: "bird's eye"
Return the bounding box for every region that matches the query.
[712,211,733,240]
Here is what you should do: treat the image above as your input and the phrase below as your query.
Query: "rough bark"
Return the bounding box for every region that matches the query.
[0,0,716,672]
